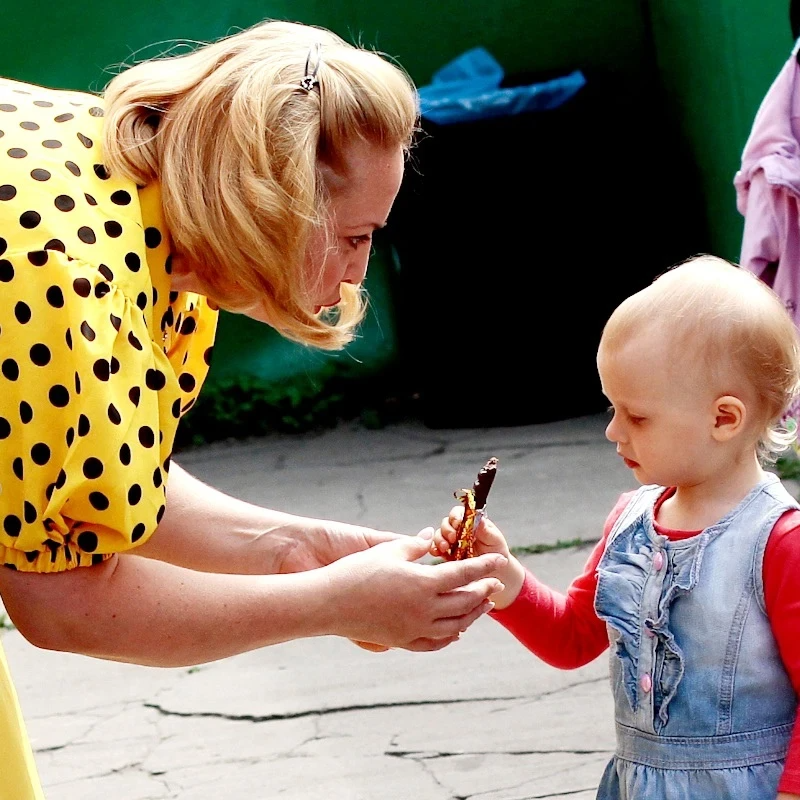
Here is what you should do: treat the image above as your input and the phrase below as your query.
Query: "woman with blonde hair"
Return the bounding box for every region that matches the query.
[0,19,506,797]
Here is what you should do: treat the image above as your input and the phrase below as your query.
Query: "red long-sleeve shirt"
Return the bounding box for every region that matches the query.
[492,489,800,794]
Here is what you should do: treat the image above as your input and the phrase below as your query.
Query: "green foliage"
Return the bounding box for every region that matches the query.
[174,369,419,451]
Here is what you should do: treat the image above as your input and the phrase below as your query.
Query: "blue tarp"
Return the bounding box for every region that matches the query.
[417,47,586,125]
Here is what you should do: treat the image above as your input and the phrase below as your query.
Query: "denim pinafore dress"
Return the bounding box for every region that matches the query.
[594,474,798,799]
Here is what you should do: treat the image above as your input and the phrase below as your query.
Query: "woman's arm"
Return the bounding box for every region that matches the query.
[0,538,506,665]
[133,462,403,574]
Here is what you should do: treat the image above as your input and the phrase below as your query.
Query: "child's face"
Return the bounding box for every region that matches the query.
[597,330,721,488]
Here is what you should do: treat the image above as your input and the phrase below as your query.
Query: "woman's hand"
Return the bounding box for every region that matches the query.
[321,531,508,651]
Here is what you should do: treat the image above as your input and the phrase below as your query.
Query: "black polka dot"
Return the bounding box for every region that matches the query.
[77,531,98,552]
[42,139,62,149]
[80,321,95,341]
[77,414,90,436]
[65,160,81,176]
[48,385,69,407]
[144,227,162,248]
[88,106,104,118]
[128,484,142,505]
[2,360,20,380]
[0,185,17,200]
[104,220,122,238]
[0,418,10,438]
[178,373,196,392]
[136,292,147,310]
[46,286,64,307]
[72,277,91,297]
[0,104,17,112]
[84,193,97,206]
[12,458,23,480]
[74,372,81,394]
[92,359,110,381]
[20,210,41,228]
[145,369,166,390]
[54,113,74,123]
[3,516,21,537]
[19,402,32,423]
[125,253,140,272]
[156,505,166,523]
[110,357,120,374]
[128,332,143,351]
[23,501,36,523]
[30,168,50,181]
[82,457,103,479]
[110,190,131,205]
[65,329,72,350]
[93,163,109,179]
[27,250,48,266]
[0,260,13,281]
[108,404,121,425]
[55,194,75,211]
[77,226,96,244]
[138,426,155,448]
[165,255,173,274]
[180,317,197,335]
[0,237,6,256]
[7,148,27,158]
[33,100,53,108]
[14,302,31,324]
[44,238,66,252]
[119,443,131,465]
[65,427,74,446]
[94,282,110,298]
[153,468,162,488]
[20,121,39,131]
[30,343,50,365]
[55,469,67,489]
[171,398,181,418]
[88,492,109,511]
[31,443,50,465]
[129,385,141,406]
[131,522,146,542]
[76,133,92,148]
[98,264,114,281]
[109,314,121,330]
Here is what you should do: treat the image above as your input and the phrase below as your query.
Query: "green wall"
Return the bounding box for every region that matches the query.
[2,0,791,390]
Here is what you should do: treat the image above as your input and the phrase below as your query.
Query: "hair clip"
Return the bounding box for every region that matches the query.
[300,43,322,92]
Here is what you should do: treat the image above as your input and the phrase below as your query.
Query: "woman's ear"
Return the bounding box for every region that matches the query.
[711,395,746,442]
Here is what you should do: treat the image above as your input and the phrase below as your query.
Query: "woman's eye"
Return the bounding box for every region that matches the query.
[347,234,372,249]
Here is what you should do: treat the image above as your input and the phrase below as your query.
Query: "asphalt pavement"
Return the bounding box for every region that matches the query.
[3,412,655,799]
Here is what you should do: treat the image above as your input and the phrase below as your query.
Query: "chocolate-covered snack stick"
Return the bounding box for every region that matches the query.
[450,457,499,560]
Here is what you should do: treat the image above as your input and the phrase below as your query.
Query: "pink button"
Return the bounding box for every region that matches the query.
[644,626,655,638]
[653,551,664,571]
[640,674,652,693]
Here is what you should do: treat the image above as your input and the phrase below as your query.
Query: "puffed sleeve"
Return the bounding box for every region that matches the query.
[0,248,185,573]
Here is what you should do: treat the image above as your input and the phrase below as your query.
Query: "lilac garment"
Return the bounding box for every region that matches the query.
[734,43,800,421]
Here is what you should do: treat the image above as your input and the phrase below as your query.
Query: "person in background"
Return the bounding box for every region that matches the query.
[433,255,800,799]
[0,19,506,799]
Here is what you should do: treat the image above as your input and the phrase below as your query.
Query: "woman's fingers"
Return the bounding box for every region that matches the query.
[433,552,506,593]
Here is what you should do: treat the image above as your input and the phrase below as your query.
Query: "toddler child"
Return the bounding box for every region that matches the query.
[433,255,800,799]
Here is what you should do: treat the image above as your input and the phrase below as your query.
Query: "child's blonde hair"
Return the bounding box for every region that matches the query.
[101,19,419,349]
[600,254,800,462]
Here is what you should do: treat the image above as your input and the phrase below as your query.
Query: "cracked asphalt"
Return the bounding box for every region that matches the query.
[4,412,643,799]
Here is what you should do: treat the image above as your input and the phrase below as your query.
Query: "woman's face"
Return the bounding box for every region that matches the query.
[304,140,405,313]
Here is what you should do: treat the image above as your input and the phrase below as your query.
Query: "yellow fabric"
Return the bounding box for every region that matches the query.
[0,77,218,572]
[0,76,220,793]
[0,639,45,799]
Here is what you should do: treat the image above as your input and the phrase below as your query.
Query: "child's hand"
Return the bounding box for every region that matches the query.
[431,507,525,610]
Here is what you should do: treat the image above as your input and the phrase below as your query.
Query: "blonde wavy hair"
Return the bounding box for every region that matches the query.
[600,254,800,463]
[101,19,419,349]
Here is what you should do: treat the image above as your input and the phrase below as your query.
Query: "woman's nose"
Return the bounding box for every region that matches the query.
[344,250,370,285]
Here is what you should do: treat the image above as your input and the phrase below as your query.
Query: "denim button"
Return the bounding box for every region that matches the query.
[645,626,655,638]
[653,551,664,571]
[640,673,652,692]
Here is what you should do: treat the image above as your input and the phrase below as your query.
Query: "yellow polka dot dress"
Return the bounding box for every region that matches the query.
[0,76,219,796]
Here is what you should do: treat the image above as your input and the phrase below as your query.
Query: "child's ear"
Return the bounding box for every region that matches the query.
[711,395,746,442]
